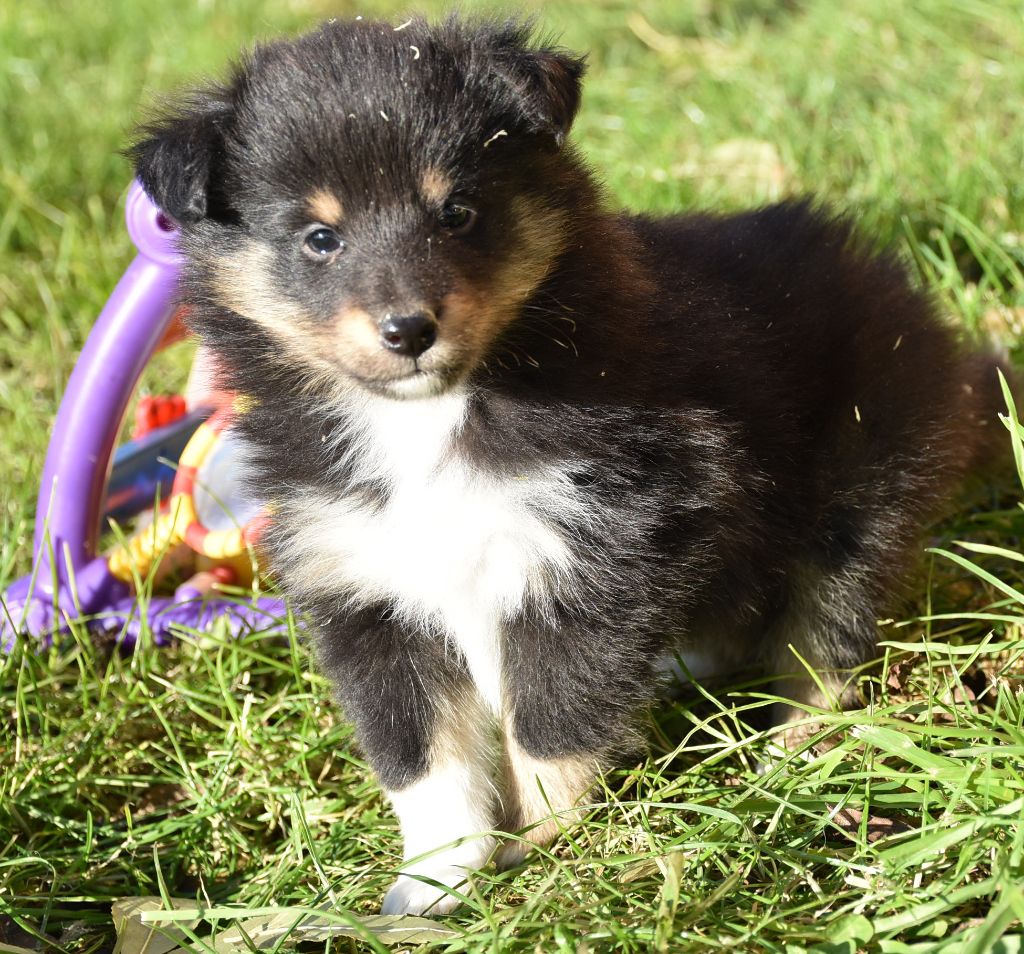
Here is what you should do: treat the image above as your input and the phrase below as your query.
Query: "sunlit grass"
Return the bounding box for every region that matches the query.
[2,0,1024,950]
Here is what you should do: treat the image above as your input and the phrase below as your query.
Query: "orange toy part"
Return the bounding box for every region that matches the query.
[156,306,191,351]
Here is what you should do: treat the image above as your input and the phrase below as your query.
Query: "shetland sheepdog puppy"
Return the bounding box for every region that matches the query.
[131,16,1003,914]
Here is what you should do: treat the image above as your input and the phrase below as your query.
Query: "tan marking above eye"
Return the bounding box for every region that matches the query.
[421,167,453,206]
[306,189,344,224]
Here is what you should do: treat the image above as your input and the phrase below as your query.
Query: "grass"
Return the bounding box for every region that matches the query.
[2,0,1024,950]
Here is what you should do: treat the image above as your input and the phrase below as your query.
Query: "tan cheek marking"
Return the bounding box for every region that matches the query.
[439,287,499,356]
[437,197,570,367]
[495,196,569,306]
[212,243,309,346]
[210,245,421,396]
[306,189,344,224]
[333,307,381,350]
[211,242,345,389]
[421,167,453,206]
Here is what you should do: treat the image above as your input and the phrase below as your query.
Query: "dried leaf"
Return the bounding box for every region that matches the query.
[886,657,916,693]
[135,905,461,953]
[206,911,459,951]
[620,859,661,883]
[112,898,200,954]
[829,805,914,844]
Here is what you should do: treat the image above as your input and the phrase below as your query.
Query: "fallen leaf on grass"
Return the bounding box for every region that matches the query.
[120,902,461,953]
[112,897,201,954]
[202,911,460,951]
[938,682,977,709]
[620,859,662,884]
[886,657,916,693]
[828,805,914,843]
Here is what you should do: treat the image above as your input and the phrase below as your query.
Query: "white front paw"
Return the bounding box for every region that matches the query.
[381,865,470,915]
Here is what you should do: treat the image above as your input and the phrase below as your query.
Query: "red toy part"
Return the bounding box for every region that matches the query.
[133,394,187,439]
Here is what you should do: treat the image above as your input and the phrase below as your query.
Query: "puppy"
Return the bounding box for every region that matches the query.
[130,17,1003,914]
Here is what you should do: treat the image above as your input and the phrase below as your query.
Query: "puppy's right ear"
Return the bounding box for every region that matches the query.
[128,93,231,225]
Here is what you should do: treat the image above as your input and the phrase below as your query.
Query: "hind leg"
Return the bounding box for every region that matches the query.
[766,563,881,750]
[770,652,862,751]
[764,468,941,750]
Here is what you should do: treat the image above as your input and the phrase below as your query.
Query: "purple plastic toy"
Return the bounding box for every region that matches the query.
[1,183,288,649]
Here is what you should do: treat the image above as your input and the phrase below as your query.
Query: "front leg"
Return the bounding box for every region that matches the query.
[496,609,656,868]
[497,727,602,868]
[311,602,498,915]
[383,691,498,915]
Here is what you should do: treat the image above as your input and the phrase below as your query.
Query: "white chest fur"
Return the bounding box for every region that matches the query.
[277,390,580,712]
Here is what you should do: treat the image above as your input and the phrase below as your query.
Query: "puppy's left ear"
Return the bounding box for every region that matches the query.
[509,46,586,145]
[485,24,586,146]
[127,92,233,225]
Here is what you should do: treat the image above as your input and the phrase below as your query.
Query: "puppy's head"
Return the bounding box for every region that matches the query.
[130,18,587,399]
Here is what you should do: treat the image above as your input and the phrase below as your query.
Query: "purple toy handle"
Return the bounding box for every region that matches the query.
[35,182,183,577]
[2,182,288,646]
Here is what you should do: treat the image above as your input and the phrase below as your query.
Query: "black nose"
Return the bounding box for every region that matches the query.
[379,312,438,358]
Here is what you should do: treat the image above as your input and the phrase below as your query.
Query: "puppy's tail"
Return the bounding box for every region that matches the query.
[960,347,1020,485]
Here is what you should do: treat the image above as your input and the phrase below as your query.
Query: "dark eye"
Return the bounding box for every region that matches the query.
[438,202,476,233]
[304,226,344,258]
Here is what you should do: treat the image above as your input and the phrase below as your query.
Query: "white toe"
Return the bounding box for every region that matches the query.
[380,866,470,915]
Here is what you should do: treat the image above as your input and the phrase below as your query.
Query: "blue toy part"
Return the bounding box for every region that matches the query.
[104,410,208,522]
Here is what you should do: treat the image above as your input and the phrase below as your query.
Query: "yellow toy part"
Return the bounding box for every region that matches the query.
[107,404,268,586]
